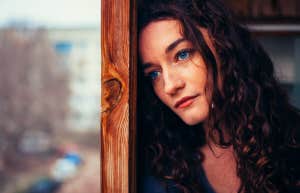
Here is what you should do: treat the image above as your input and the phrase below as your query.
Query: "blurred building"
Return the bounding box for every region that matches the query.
[254,33,300,108]
[222,0,300,108]
[48,28,100,132]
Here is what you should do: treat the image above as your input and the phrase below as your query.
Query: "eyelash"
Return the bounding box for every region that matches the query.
[175,48,194,62]
[146,71,161,81]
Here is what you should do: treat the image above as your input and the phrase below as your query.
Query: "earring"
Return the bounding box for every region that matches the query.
[211,102,215,109]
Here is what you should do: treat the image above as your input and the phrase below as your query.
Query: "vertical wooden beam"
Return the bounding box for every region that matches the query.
[129,0,137,192]
[101,0,137,193]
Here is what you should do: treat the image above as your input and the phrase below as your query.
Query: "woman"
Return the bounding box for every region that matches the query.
[138,0,299,193]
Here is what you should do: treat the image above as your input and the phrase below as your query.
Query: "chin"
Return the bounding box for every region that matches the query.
[181,114,208,126]
[178,107,209,126]
[182,118,203,126]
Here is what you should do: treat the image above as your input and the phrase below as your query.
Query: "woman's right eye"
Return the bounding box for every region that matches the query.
[147,71,161,81]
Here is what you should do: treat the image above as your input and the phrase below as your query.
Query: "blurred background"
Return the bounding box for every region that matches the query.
[224,0,300,108]
[0,0,100,193]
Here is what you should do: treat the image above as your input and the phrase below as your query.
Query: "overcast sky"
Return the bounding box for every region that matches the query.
[0,0,100,28]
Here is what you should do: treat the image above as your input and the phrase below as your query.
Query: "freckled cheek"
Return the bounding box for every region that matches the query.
[153,84,174,108]
[190,57,207,82]
[153,84,167,102]
[189,53,207,69]
[182,61,207,83]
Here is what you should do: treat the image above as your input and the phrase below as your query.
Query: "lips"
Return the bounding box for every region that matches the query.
[174,94,199,109]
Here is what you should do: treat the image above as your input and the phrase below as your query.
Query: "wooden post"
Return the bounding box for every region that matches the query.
[101,0,137,193]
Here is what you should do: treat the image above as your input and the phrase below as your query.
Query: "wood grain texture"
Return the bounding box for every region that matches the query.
[101,0,137,193]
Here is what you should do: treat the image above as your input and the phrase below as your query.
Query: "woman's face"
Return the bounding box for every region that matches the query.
[139,19,211,125]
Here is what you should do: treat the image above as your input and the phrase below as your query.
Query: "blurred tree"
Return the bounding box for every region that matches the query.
[0,28,69,174]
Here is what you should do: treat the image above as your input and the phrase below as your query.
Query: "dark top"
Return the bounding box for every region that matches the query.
[142,169,216,193]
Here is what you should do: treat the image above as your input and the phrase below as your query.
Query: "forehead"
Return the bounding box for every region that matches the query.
[139,19,184,58]
[139,19,183,40]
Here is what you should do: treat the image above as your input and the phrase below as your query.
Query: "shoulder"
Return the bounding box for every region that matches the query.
[142,175,182,193]
[142,176,167,193]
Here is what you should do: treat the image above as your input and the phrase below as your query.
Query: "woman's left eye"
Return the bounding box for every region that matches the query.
[176,49,192,61]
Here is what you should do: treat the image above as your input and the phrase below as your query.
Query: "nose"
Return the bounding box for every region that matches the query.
[163,69,185,95]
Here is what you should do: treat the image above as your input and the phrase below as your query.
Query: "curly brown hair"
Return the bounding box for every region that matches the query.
[138,0,300,192]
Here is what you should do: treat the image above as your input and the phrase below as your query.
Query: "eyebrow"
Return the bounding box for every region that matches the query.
[165,38,186,53]
[142,63,152,71]
[142,38,187,70]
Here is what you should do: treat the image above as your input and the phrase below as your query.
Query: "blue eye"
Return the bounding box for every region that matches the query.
[148,71,160,81]
[177,50,190,61]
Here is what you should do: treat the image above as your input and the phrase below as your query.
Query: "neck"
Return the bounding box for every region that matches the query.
[200,141,240,193]
[202,121,231,147]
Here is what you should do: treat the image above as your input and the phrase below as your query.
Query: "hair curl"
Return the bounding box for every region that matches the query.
[138,0,300,192]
